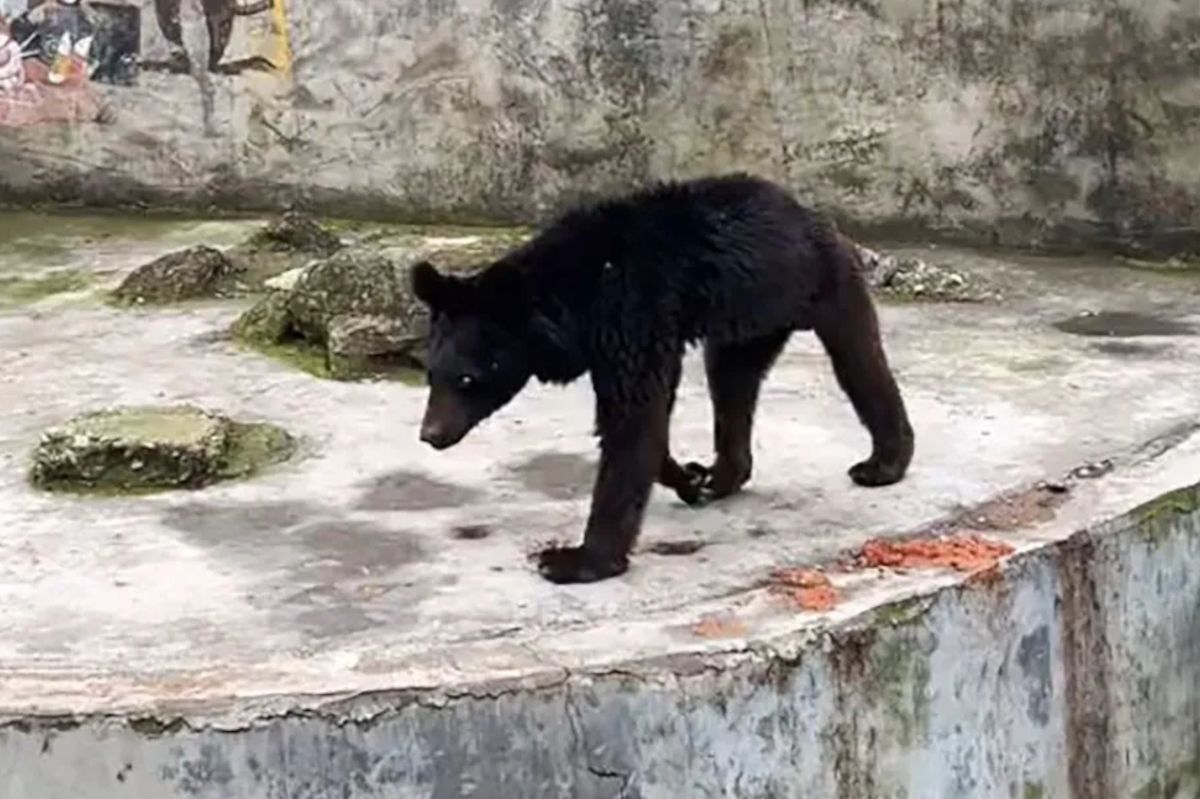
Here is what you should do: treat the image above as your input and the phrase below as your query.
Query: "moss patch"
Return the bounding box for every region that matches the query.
[873,596,934,628]
[1133,756,1200,799]
[1130,484,1200,543]
[237,337,426,385]
[218,422,297,480]
[1023,782,1047,799]
[237,337,333,379]
[30,406,294,495]
[868,629,934,748]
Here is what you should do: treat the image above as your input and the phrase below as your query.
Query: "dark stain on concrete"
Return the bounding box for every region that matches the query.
[357,469,482,511]
[1017,624,1052,726]
[700,26,757,81]
[644,539,706,557]
[163,501,428,583]
[1053,311,1194,338]
[1092,340,1172,358]
[827,626,877,799]
[1058,533,1115,799]
[452,524,491,540]
[284,585,383,637]
[163,744,234,795]
[162,500,319,542]
[292,521,426,581]
[510,452,596,501]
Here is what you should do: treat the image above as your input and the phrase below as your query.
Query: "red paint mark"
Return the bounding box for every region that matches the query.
[770,568,839,611]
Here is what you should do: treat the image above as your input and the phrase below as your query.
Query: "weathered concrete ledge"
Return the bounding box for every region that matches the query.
[3,226,1200,797]
[1,431,1197,799]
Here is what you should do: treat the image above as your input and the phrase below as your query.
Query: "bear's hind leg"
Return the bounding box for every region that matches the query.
[813,267,914,487]
[656,360,708,506]
[686,330,791,503]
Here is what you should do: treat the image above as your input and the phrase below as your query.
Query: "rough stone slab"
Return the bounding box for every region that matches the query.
[30,406,230,491]
[29,406,294,493]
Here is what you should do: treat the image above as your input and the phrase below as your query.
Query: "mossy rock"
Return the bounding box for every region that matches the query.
[222,213,345,293]
[232,247,428,382]
[285,249,423,344]
[247,212,343,256]
[30,406,294,494]
[326,314,426,381]
[231,290,291,343]
[111,245,242,305]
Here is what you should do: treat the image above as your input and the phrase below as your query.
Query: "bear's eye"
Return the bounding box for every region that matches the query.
[458,374,477,390]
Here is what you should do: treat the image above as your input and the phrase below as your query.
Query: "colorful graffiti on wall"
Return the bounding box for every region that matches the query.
[0,0,290,127]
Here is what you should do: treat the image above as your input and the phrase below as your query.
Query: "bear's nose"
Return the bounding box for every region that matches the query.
[420,422,452,449]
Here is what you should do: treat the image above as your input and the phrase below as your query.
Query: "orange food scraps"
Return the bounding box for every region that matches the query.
[857,534,1014,573]
[770,568,839,612]
[692,613,748,639]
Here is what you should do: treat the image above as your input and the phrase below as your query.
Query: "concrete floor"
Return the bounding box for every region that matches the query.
[1,217,1199,723]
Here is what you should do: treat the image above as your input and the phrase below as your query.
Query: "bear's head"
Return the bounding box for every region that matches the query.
[410,260,542,450]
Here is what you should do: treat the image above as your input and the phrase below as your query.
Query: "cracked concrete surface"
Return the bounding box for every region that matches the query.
[1,217,1199,797]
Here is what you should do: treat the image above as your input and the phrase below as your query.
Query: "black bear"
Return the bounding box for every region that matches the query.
[411,174,914,584]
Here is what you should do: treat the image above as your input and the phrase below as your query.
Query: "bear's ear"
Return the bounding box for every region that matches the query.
[411,260,463,310]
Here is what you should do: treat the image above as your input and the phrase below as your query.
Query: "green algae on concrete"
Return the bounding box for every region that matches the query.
[1129,484,1200,544]
[0,270,93,307]
[1023,781,1047,799]
[218,421,298,480]
[868,628,935,749]
[1133,756,1200,799]
[236,336,333,380]
[30,407,294,494]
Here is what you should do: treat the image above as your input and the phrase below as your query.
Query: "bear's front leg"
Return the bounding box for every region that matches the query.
[537,396,670,584]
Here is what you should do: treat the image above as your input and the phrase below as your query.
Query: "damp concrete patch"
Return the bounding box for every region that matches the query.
[356,469,483,511]
[1053,311,1196,338]
[30,407,294,494]
[509,452,597,501]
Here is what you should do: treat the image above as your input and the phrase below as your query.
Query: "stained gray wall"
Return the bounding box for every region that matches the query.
[2,0,1199,252]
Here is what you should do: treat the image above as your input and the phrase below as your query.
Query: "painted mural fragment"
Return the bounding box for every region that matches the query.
[0,0,290,128]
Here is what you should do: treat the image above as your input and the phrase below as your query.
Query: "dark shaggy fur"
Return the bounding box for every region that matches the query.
[412,174,914,584]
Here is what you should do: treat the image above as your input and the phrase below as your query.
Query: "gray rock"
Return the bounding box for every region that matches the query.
[327,314,427,380]
[853,243,999,302]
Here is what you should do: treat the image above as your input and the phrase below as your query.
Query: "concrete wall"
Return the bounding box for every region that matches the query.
[3,483,1198,798]
[1,0,1199,252]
